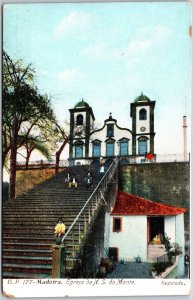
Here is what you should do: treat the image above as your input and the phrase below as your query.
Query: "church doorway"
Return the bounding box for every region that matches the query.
[90,159,100,167]
[147,217,164,243]
[104,159,114,170]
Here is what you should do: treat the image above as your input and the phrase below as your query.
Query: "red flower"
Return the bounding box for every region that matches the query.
[146,153,154,160]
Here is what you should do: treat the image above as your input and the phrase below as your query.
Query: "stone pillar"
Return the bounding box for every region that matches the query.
[52,245,66,278]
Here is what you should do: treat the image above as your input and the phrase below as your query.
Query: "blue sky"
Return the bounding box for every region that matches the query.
[3,2,191,154]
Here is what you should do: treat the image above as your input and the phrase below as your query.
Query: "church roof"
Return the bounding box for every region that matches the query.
[111,191,187,216]
[74,99,90,109]
[134,92,150,103]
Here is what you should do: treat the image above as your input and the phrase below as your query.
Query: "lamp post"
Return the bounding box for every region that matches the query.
[183,116,187,161]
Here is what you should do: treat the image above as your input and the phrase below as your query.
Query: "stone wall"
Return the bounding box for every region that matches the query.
[16,168,64,197]
[119,162,190,229]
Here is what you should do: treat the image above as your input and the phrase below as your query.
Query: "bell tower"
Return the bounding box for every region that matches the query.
[69,99,95,163]
[130,93,155,156]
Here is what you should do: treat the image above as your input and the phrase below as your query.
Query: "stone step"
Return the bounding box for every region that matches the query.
[3,237,55,243]
[3,272,51,279]
[3,208,89,214]
[148,244,166,249]
[3,249,52,257]
[3,263,52,275]
[3,201,89,207]
[2,164,101,278]
[2,236,79,242]
[147,255,166,259]
[3,204,89,210]
[2,228,84,238]
[3,242,52,250]
[3,222,85,229]
[3,216,87,222]
[3,240,80,250]
[18,187,95,193]
[2,247,76,257]
[3,217,89,224]
[4,192,93,200]
[3,256,52,265]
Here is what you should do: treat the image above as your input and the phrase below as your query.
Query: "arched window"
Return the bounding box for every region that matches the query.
[92,140,101,157]
[119,138,129,156]
[76,114,83,125]
[74,141,84,158]
[106,140,115,157]
[138,137,148,155]
[139,109,147,120]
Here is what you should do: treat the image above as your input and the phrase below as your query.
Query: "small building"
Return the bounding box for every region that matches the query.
[105,191,186,262]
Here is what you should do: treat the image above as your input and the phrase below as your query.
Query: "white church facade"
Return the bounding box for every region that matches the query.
[68,93,156,166]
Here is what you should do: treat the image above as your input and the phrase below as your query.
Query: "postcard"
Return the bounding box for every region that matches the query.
[2,1,191,298]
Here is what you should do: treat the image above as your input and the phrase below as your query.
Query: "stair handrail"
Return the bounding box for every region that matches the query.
[61,157,119,243]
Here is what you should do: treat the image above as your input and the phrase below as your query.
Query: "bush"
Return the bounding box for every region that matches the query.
[168,243,182,257]
[150,261,173,276]
[163,233,172,251]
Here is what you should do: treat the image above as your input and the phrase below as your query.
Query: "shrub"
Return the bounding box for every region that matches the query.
[163,233,172,251]
[150,261,173,276]
[169,243,182,256]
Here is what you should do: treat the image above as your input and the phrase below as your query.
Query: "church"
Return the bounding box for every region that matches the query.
[67,93,156,166]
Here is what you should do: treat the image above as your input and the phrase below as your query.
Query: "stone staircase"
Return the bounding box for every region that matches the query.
[147,244,166,260]
[2,165,100,279]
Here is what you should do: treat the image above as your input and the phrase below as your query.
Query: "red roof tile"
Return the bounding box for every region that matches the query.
[111,191,187,216]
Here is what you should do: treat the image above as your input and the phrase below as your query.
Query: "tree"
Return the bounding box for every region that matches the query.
[2,51,57,199]
[54,124,69,174]
[18,135,52,169]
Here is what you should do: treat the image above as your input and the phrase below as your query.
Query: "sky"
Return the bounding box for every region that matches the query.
[3,2,191,155]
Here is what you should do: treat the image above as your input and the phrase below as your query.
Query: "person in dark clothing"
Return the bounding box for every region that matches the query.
[84,172,93,187]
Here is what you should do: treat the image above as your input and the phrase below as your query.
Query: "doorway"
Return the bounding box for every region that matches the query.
[109,247,118,262]
[147,217,164,242]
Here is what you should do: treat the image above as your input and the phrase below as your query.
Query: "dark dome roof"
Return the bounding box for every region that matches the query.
[74,99,90,108]
[134,92,150,103]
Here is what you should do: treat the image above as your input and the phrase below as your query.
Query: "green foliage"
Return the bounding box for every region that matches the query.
[18,134,52,161]
[2,51,57,166]
[2,51,59,198]
[163,233,172,251]
[2,182,9,202]
[150,261,173,276]
[168,243,183,257]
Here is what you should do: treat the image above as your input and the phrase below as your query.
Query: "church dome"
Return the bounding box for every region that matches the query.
[74,98,90,109]
[134,92,150,102]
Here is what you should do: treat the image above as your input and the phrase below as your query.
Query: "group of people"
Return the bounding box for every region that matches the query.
[65,173,78,188]
[64,157,106,188]
[65,171,93,188]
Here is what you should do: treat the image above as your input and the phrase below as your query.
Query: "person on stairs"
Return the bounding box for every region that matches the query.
[99,157,105,179]
[65,172,71,184]
[54,219,66,245]
[84,171,93,187]
[69,175,78,188]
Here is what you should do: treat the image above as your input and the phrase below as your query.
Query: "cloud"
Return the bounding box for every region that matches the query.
[82,25,171,63]
[54,11,91,38]
[125,39,152,56]
[141,25,172,40]
[125,25,171,57]
[57,68,80,88]
[82,43,121,60]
